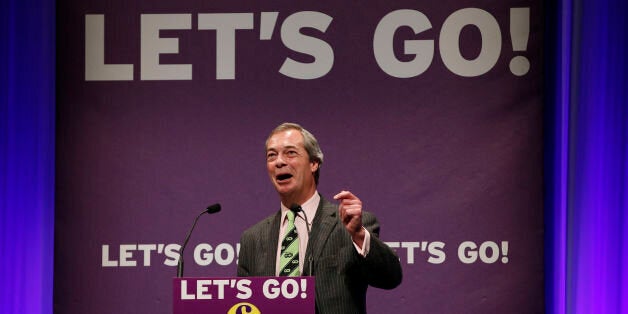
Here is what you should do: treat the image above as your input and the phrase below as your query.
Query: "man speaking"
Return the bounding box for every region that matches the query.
[237,122,402,314]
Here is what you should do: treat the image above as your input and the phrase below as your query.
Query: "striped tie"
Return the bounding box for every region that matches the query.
[279,210,300,276]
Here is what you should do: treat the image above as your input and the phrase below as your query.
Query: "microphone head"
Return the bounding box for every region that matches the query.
[289,204,302,213]
[205,203,221,214]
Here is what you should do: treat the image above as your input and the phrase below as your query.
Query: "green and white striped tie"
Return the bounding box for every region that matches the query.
[279,210,300,276]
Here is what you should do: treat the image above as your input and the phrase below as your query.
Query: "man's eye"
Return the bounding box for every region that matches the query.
[267,153,277,160]
[287,150,297,156]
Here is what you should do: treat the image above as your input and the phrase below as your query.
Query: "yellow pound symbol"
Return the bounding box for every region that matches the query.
[227,302,261,314]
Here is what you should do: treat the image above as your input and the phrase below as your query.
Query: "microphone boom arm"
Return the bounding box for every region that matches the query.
[177,203,221,277]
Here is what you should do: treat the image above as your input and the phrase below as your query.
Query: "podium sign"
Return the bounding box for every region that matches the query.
[173,277,315,314]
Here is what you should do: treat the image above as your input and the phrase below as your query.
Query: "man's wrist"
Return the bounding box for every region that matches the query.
[352,227,366,248]
[352,227,371,257]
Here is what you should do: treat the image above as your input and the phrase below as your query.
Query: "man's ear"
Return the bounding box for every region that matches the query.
[310,161,319,172]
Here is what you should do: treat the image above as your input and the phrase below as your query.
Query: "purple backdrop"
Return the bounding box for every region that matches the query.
[55,0,543,313]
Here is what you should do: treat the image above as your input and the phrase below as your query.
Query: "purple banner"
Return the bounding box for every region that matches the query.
[173,277,314,314]
[55,0,544,313]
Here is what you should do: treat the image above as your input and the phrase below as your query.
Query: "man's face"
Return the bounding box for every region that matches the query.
[266,129,318,204]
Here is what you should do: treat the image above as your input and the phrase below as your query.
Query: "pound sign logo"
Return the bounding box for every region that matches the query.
[227,302,261,314]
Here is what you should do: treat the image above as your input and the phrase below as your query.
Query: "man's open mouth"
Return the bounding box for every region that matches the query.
[276,174,293,181]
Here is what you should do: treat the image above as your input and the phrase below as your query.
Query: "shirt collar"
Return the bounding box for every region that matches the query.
[280,192,320,225]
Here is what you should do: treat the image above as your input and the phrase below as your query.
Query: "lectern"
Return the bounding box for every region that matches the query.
[173,276,315,313]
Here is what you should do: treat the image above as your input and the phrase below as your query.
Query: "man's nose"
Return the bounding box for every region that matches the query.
[275,154,287,166]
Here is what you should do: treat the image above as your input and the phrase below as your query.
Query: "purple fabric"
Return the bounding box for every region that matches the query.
[55,1,544,313]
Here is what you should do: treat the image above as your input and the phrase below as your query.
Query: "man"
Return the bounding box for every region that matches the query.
[238,122,402,314]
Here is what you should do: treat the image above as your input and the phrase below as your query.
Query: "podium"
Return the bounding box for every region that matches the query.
[173,277,315,314]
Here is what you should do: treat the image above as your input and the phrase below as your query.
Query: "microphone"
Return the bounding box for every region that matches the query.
[289,204,313,276]
[177,203,221,277]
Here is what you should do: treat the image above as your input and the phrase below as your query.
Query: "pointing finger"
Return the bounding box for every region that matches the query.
[334,190,356,200]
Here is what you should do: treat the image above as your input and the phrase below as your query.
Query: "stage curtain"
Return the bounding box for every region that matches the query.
[0,0,55,314]
[545,0,628,313]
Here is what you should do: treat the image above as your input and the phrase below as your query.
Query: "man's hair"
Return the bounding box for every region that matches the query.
[266,122,324,185]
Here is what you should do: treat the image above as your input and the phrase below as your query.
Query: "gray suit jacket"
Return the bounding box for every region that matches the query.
[238,196,403,314]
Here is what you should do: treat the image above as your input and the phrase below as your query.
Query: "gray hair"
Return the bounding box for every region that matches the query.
[266,122,324,185]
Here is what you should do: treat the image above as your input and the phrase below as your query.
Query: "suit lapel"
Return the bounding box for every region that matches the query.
[262,211,281,276]
[304,197,338,275]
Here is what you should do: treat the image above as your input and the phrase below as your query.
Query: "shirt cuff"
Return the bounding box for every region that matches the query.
[353,227,371,257]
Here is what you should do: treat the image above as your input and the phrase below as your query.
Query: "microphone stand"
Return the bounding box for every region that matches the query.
[177,203,221,277]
